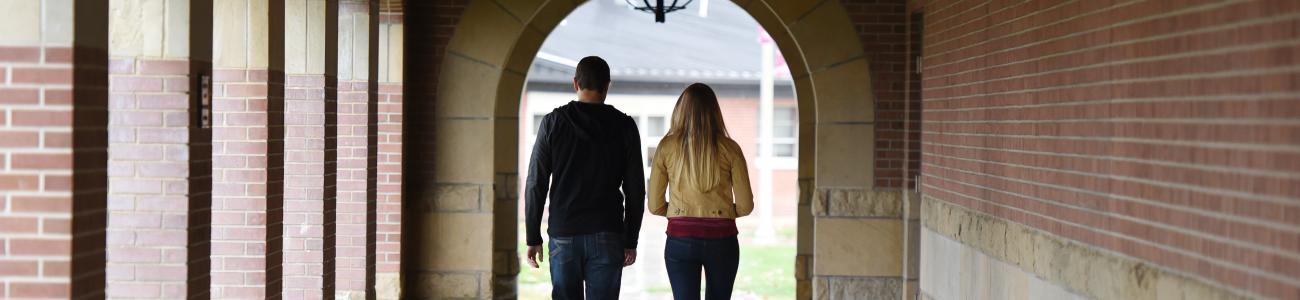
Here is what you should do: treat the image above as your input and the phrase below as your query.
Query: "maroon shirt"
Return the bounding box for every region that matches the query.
[666,217,738,239]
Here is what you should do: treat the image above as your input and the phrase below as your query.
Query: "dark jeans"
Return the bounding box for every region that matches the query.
[663,236,740,300]
[549,232,624,300]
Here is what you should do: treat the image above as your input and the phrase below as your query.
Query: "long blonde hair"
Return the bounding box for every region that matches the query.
[666,83,730,191]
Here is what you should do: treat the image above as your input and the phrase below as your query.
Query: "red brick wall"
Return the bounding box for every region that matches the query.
[336,2,379,297]
[209,68,283,299]
[282,74,335,299]
[376,82,402,277]
[720,97,760,163]
[337,79,370,295]
[1,2,397,298]
[843,0,922,190]
[918,0,1300,298]
[0,45,84,300]
[376,9,405,286]
[0,2,109,298]
[105,57,193,299]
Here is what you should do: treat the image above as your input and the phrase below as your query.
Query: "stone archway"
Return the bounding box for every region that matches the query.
[405,0,895,298]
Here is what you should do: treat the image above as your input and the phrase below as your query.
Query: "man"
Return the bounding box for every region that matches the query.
[525,56,645,299]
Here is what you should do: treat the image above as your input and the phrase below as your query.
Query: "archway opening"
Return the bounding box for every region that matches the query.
[410,0,890,298]
[515,1,798,298]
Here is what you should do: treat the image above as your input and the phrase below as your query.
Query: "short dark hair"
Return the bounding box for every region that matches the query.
[575,56,611,93]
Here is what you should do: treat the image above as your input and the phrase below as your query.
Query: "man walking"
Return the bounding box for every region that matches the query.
[525,56,645,299]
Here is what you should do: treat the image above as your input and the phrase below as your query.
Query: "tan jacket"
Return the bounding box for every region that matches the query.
[648,137,754,218]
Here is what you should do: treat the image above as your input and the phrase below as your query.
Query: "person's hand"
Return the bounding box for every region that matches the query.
[623,249,637,267]
[527,245,543,268]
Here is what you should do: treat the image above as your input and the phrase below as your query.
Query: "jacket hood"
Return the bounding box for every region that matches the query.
[552,101,629,142]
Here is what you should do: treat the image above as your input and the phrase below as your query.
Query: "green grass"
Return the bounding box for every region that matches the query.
[646,285,674,294]
[516,239,796,299]
[734,244,797,299]
[516,222,796,299]
[517,248,551,285]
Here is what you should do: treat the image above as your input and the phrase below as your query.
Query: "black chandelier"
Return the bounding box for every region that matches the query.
[625,0,694,23]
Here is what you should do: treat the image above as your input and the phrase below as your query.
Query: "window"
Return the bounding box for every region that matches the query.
[647,116,666,137]
[645,147,656,167]
[774,144,794,157]
[773,107,797,157]
[532,113,546,135]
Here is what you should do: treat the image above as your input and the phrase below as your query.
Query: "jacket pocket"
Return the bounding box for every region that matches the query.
[669,202,687,217]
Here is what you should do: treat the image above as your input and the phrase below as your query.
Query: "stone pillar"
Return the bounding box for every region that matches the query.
[374,3,403,298]
[795,169,814,299]
[490,8,534,298]
[335,0,378,299]
[791,46,817,300]
[900,8,923,300]
[901,190,921,300]
[735,0,903,298]
[405,0,510,296]
[105,0,211,298]
[0,0,108,298]
[281,0,339,299]
[791,2,906,298]
[209,0,284,298]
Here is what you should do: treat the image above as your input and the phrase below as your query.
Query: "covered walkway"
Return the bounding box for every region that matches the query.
[0,0,1297,299]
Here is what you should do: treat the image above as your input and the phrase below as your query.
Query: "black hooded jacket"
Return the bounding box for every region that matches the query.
[525,101,645,249]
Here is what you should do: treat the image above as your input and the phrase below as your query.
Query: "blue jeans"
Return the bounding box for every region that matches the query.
[549,232,625,300]
[663,236,739,300]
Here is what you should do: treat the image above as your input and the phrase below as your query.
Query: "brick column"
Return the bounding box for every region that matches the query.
[210,0,285,298]
[282,0,339,299]
[334,80,367,299]
[335,1,378,299]
[374,6,403,299]
[0,1,108,299]
[282,73,334,299]
[105,0,211,298]
[105,34,191,300]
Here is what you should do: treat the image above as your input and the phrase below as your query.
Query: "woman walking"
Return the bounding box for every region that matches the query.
[648,83,754,300]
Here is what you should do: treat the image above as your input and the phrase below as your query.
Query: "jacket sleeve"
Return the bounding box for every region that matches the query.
[524,115,554,246]
[730,141,755,217]
[621,117,646,249]
[647,139,669,216]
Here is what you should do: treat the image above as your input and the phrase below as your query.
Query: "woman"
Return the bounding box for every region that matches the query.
[649,83,754,300]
